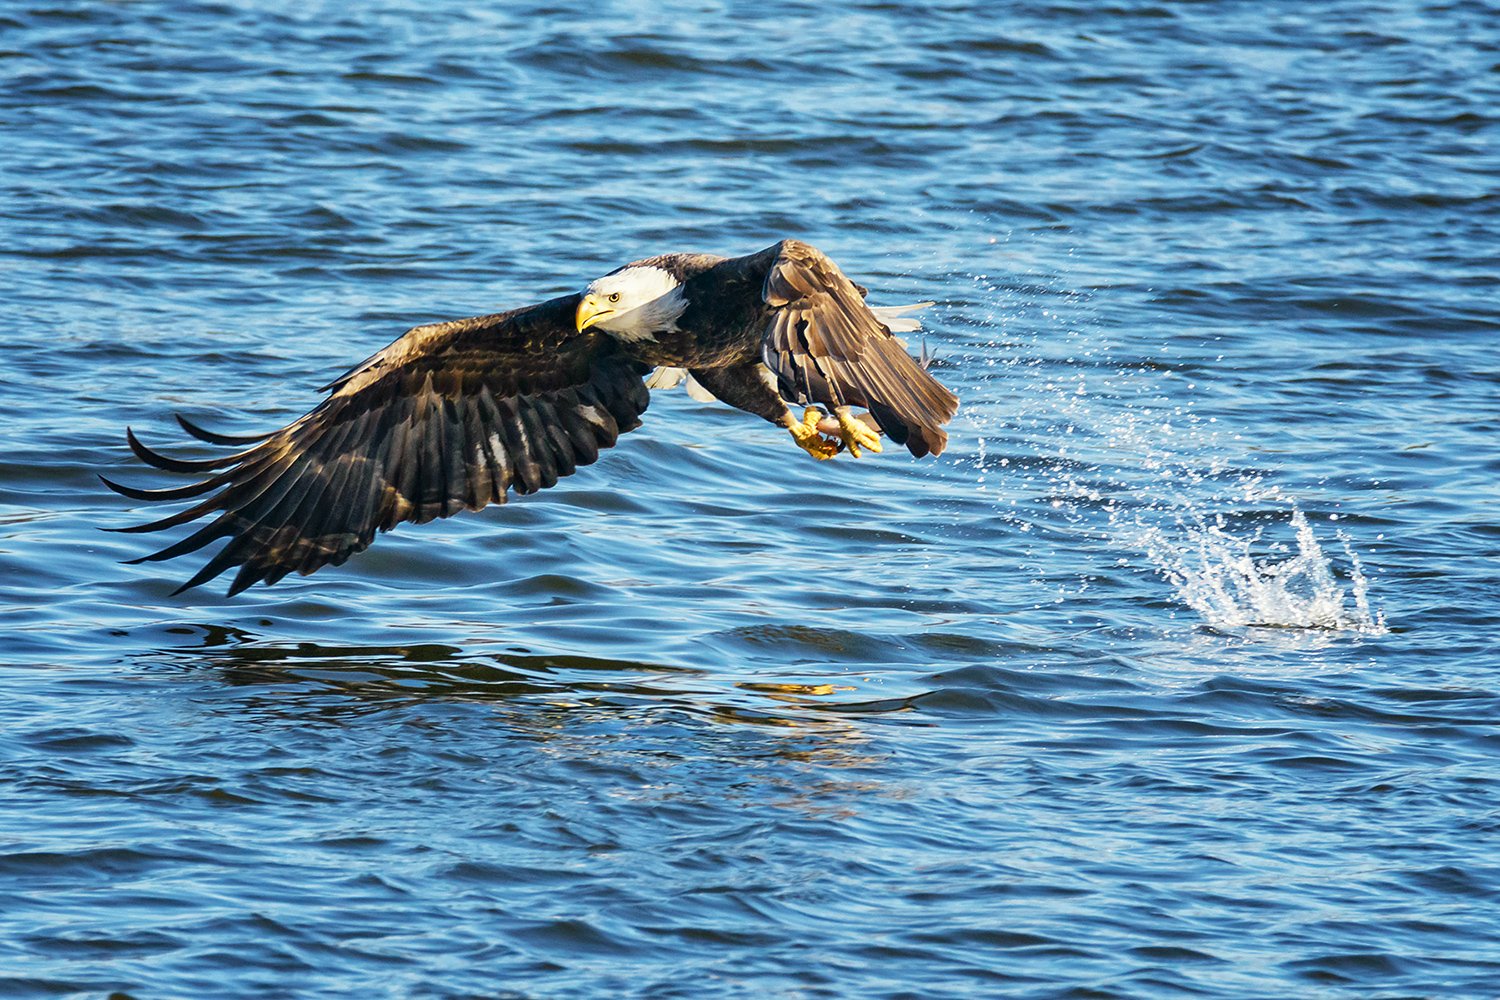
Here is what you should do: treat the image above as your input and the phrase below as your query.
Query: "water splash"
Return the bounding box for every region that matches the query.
[951,256,1386,637]
[1137,507,1386,634]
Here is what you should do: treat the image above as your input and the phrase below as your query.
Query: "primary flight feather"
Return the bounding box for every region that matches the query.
[104,240,959,595]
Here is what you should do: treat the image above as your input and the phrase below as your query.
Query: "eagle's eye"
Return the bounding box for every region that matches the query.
[608,292,621,303]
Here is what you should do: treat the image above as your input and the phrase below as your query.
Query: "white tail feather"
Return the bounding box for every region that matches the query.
[645,366,719,402]
[645,366,687,390]
[870,301,933,334]
[683,374,717,402]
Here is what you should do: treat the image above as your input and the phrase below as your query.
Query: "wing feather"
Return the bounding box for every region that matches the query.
[127,426,254,474]
[473,386,513,501]
[106,293,651,594]
[101,469,233,504]
[175,413,274,447]
[286,413,370,573]
[759,240,957,457]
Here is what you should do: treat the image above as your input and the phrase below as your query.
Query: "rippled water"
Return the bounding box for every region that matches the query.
[4,2,1500,997]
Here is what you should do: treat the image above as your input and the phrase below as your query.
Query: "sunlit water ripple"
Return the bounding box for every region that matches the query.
[3,2,1499,998]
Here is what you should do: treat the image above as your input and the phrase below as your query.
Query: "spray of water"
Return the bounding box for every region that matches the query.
[951,243,1386,636]
[1136,506,1386,634]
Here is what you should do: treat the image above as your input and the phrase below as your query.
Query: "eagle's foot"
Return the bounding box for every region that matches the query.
[789,406,838,460]
[832,407,882,458]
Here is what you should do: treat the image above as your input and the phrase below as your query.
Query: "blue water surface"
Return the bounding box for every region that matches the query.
[3,2,1499,998]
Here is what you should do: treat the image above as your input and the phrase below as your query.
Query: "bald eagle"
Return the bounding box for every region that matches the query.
[104,239,959,595]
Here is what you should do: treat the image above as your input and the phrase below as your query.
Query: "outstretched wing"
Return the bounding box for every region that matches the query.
[103,293,651,596]
[758,240,958,457]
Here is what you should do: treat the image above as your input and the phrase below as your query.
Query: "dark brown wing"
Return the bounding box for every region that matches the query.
[758,240,958,457]
[103,293,651,596]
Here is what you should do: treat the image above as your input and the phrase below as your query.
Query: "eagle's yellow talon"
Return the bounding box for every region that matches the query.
[789,406,837,460]
[835,407,882,458]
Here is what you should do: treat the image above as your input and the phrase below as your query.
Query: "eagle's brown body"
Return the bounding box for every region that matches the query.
[106,240,958,595]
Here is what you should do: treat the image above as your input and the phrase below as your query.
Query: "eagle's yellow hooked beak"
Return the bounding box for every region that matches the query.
[576,294,611,332]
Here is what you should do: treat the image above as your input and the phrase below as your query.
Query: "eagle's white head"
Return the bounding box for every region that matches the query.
[575,266,688,342]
